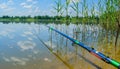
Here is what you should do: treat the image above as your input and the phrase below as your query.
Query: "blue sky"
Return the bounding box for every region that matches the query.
[0,0,54,16]
[0,0,99,16]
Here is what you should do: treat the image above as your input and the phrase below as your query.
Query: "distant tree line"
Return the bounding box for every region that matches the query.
[0,15,99,24]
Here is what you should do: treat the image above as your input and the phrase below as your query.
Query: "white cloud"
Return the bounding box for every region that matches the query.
[20,2,32,9]
[0,0,40,16]
[0,2,15,15]
[3,57,29,65]
[0,31,8,36]
[0,0,14,9]
[23,31,33,35]
[5,7,15,12]
[34,7,40,13]
[11,57,26,65]
[27,37,33,40]
[20,2,26,6]
[27,0,33,2]
[21,31,35,39]
[8,0,13,2]
[8,0,14,5]
[0,3,8,9]
[17,41,36,51]
[45,41,56,49]
[0,28,15,39]
[3,57,10,62]
[32,1,37,4]
[44,58,51,62]
[24,5,32,9]
[33,50,39,54]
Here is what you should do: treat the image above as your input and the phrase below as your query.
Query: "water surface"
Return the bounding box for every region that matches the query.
[0,22,120,69]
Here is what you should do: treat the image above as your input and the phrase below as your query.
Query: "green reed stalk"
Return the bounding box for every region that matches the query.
[81,0,88,23]
[71,0,80,19]
[100,0,120,46]
[53,0,64,17]
[65,0,70,20]
[90,0,95,23]
[114,0,120,46]
[98,0,103,24]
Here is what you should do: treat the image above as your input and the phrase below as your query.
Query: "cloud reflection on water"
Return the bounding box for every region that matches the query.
[3,56,29,66]
[0,28,15,39]
[45,41,56,49]
[17,41,36,51]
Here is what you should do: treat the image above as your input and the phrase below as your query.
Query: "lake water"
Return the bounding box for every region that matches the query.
[0,22,120,69]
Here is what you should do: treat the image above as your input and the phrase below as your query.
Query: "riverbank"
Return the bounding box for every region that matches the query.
[0,16,99,24]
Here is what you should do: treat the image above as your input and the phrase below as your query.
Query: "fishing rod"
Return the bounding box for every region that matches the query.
[31,26,73,69]
[47,26,120,69]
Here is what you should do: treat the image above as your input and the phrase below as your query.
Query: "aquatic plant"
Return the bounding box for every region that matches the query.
[71,0,80,19]
[81,0,88,23]
[65,0,71,20]
[53,0,64,18]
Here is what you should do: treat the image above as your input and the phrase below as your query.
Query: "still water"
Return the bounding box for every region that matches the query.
[0,22,120,69]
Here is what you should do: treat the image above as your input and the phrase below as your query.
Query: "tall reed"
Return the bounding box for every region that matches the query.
[53,0,64,18]
[81,0,88,23]
[65,0,70,20]
[71,0,80,19]
[90,0,96,23]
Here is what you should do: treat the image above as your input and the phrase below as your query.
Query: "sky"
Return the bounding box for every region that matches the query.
[0,0,99,17]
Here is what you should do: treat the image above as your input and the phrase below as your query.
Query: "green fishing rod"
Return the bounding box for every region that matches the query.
[47,26,120,69]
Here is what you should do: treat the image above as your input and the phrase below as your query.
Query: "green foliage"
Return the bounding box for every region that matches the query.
[99,0,120,31]
[0,0,120,27]
[53,0,64,16]
[65,0,70,21]
[71,0,80,19]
